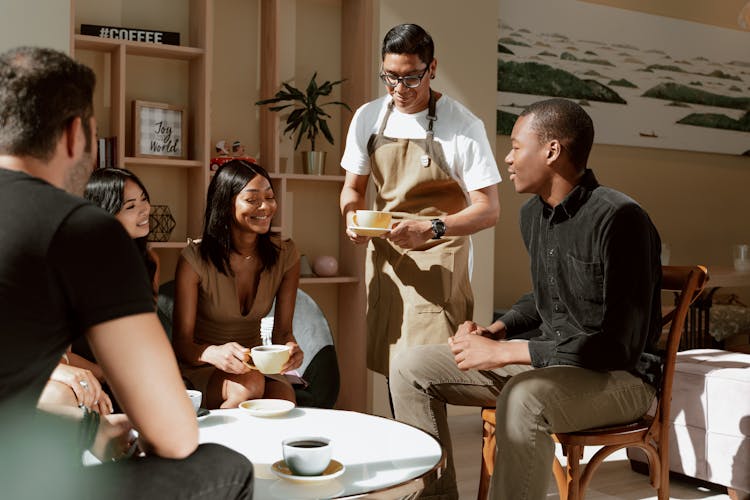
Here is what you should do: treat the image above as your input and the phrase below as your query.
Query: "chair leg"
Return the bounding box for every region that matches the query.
[478,417,496,500]
[552,457,568,499]
[657,453,670,500]
[562,444,583,500]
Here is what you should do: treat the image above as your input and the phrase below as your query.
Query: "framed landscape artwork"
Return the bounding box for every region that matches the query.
[497,0,750,156]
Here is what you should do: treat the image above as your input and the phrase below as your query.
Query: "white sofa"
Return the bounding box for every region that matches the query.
[628,349,750,498]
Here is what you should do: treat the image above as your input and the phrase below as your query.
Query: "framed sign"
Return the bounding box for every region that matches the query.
[132,100,187,159]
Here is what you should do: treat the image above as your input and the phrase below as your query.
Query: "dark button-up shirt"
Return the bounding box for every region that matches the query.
[500,169,662,383]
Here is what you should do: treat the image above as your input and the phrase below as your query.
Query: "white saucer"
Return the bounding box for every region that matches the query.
[271,459,345,483]
[348,225,391,237]
[239,399,295,417]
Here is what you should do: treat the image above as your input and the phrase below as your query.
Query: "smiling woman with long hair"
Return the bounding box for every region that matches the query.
[172,160,303,409]
[84,168,160,297]
[39,167,161,415]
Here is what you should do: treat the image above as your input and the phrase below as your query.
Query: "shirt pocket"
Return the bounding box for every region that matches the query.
[565,254,604,327]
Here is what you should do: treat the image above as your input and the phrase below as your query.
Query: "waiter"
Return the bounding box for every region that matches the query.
[340,23,501,381]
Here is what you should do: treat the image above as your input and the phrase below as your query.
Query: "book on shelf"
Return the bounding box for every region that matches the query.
[96,136,118,169]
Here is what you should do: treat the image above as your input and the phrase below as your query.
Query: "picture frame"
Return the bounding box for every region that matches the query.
[132,100,187,159]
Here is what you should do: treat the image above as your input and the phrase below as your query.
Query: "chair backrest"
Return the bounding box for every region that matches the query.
[655,265,708,433]
[262,289,335,376]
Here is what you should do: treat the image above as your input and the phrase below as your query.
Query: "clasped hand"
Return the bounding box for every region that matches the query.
[449,321,503,371]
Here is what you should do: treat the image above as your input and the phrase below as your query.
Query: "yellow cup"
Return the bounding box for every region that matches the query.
[353,210,391,229]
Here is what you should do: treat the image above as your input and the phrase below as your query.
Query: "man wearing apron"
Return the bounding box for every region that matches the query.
[340,24,501,381]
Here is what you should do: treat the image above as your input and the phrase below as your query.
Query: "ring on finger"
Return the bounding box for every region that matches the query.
[79,380,89,390]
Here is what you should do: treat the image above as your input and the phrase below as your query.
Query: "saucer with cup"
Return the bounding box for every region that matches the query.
[272,436,345,482]
[348,209,392,237]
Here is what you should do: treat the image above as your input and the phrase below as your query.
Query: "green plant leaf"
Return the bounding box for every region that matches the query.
[268,104,293,112]
[319,119,334,145]
[296,120,310,150]
[322,100,352,111]
[255,72,351,150]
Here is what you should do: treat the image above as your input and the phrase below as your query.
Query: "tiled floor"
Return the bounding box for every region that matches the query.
[448,413,731,500]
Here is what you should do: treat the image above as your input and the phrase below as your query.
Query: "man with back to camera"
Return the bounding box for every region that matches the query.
[339,23,501,386]
[389,98,662,499]
[0,46,253,499]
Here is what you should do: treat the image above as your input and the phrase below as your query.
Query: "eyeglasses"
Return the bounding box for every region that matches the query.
[379,68,429,88]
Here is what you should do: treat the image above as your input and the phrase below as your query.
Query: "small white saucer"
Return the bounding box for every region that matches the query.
[348,225,391,237]
[271,459,345,483]
[239,399,295,417]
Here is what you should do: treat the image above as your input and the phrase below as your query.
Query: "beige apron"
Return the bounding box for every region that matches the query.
[366,92,474,375]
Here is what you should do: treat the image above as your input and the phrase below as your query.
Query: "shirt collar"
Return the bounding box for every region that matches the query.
[542,169,599,221]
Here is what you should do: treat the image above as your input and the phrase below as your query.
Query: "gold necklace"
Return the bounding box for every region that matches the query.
[234,249,255,261]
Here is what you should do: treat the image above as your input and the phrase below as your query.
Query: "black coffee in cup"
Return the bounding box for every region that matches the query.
[287,440,327,448]
[282,436,332,475]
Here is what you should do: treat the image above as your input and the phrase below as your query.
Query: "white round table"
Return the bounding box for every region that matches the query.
[198,407,445,499]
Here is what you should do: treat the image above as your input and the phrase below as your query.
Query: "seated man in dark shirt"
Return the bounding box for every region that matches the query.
[389,98,662,500]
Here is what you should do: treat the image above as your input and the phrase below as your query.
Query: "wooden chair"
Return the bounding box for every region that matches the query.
[477,265,709,500]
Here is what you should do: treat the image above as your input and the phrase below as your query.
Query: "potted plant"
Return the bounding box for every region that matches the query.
[256,72,351,174]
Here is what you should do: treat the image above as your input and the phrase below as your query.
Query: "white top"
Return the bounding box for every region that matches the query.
[341,94,502,193]
[199,407,444,499]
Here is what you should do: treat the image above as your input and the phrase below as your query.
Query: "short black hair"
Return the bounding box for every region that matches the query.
[520,98,595,170]
[200,160,280,276]
[0,47,95,160]
[381,24,434,65]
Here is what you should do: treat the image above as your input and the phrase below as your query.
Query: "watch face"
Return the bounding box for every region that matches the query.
[431,219,445,239]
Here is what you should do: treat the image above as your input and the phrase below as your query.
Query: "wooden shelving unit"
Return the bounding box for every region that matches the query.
[71,0,212,243]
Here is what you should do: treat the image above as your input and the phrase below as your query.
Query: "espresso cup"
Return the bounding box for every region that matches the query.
[250,345,291,374]
[186,389,202,413]
[282,436,332,476]
[353,210,391,229]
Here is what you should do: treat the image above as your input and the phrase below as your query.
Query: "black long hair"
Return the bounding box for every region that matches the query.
[84,167,157,285]
[200,159,280,276]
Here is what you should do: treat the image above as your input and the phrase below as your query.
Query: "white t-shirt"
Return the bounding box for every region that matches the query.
[340,94,501,193]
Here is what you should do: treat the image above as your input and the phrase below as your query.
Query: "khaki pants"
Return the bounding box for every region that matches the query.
[389,344,656,500]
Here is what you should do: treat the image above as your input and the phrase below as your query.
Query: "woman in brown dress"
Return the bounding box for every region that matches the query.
[173,160,303,408]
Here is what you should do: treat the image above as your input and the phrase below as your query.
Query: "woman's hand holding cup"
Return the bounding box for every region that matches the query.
[280,342,304,373]
[202,342,251,374]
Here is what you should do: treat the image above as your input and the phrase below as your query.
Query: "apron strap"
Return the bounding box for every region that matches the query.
[378,100,395,136]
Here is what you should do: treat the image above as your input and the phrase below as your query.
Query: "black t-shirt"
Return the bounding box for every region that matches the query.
[0,169,155,408]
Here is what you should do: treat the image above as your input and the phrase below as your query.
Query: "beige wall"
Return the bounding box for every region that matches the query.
[0,0,69,53]
[493,137,750,310]
[212,0,260,160]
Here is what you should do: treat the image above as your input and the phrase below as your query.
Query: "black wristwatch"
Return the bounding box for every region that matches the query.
[431,218,446,239]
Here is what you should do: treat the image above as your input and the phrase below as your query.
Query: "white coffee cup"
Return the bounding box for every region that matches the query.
[353,210,391,229]
[282,436,332,476]
[186,389,202,413]
[250,344,291,374]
